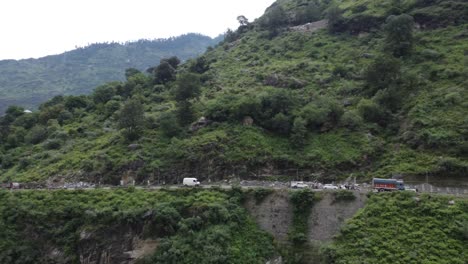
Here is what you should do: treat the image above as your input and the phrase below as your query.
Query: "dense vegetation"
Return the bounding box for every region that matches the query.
[0,188,276,264]
[0,0,467,185]
[324,192,468,264]
[0,34,222,113]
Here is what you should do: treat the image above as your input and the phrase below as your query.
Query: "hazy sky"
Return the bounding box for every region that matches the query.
[0,0,276,60]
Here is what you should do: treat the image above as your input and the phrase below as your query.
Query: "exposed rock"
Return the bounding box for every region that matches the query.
[190,116,212,132]
[128,144,140,150]
[308,192,368,242]
[243,116,254,126]
[244,190,293,242]
[245,191,368,244]
[343,99,352,107]
[266,256,283,264]
[263,73,307,89]
[290,19,328,33]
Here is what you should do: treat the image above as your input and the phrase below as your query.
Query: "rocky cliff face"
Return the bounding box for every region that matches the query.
[244,190,293,243]
[308,192,367,242]
[244,190,368,244]
[78,225,157,264]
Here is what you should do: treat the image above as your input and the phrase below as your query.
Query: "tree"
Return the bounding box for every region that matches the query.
[174,73,201,102]
[357,99,386,124]
[3,106,24,124]
[260,5,288,30]
[125,68,141,80]
[164,56,181,69]
[64,95,88,110]
[295,3,321,25]
[176,101,196,126]
[173,73,201,126]
[290,117,307,148]
[153,61,176,84]
[365,56,401,94]
[271,113,292,135]
[118,99,145,141]
[326,6,346,33]
[189,56,210,74]
[93,83,117,104]
[25,125,48,144]
[383,14,414,57]
[237,15,249,26]
[159,111,181,137]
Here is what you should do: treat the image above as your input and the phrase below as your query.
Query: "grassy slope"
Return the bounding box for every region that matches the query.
[0,0,466,184]
[328,192,468,264]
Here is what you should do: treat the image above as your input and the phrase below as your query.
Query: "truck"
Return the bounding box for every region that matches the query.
[372,178,405,192]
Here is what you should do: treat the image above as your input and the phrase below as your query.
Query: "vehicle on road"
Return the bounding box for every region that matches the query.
[183,178,200,187]
[372,178,405,192]
[323,184,339,190]
[290,181,308,189]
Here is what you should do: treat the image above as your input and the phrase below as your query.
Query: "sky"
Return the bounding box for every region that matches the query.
[0,0,276,60]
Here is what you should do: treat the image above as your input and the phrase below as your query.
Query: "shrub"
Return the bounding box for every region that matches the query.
[253,188,273,204]
[18,157,31,171]
[333,190,356,203]
[25,125,48,144]
[357,99,385,124]
[270,113,292,135]
[383,14,415,57]
[158,111,182,137]
[290,189,318,212]
[364,56,401,94]
[92,83,117,104]
[290,117,307,148]
[340,110,363,130]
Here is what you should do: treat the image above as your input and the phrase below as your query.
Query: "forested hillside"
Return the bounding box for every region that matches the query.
[0,34,222,113]
[0,0,466,185]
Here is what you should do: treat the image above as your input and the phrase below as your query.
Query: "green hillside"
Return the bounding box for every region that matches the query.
[0,33,222,113]
[326,192,468,264]
[0,0,467,185]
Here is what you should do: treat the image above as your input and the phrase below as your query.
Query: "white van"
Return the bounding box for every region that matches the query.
[183,178,200,187]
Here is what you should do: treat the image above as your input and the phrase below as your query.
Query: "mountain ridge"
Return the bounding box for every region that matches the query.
[0,33,223,113]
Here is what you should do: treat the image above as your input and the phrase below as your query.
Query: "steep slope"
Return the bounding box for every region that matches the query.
[0,188,276,263]
[0,33,222,113]
[0,0,466,185]
[327,192,468,264]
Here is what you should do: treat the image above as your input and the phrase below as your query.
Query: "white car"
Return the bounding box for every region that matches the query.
[291,181,308,189]
[323,184,339,190]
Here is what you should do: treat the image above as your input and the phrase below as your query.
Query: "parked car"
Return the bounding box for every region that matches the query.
[323,184,339,190]
[290,181,308,189]
[183,178,200,187]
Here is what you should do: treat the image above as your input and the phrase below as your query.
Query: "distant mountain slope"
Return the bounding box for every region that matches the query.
[0,33,222,113]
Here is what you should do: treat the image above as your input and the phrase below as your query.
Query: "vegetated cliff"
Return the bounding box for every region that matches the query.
[245,189,467,264]
[0,33,222,113]
[1,188,465,264]
[0,0,467,185]
[0,188,277,264]
[245,189,368,263]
